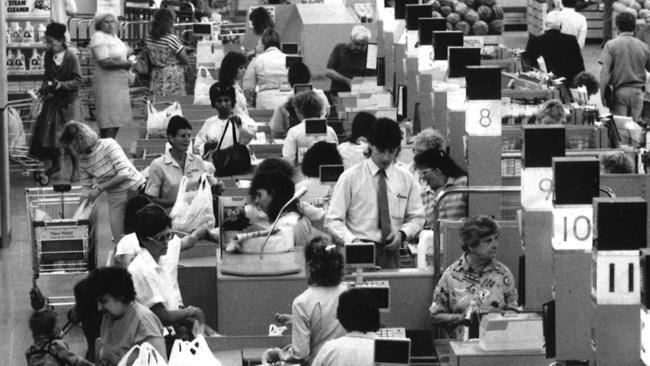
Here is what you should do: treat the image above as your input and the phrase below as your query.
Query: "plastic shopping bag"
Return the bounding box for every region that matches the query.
[6,107,28,155]
[193,67,216,105]
[168,335,222,366]
[117,342,167,366]
[170,174,215,233]
[146,100,183,138]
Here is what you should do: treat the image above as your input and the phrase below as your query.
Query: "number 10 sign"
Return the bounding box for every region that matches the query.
[552,206,593,251]
[465,100,502,136]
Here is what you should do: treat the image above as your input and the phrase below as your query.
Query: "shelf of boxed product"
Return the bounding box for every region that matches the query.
[7,42,46,48]
[8,70,43,76]
[6,14,50,21]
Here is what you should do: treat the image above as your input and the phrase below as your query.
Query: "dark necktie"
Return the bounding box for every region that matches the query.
[377,169,392,241]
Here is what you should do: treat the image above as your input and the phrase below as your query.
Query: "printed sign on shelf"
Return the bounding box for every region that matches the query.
[520,167,553,210]
[552,205,593,251]
[463,36,485,49]
[465,99,502,136]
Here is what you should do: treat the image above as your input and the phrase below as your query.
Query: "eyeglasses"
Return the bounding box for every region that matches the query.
[148,231,174,244]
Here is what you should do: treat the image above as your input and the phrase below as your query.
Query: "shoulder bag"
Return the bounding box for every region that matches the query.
[207,116,252,177]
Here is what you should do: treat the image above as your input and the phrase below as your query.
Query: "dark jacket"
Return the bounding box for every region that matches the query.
[524,29,585,83]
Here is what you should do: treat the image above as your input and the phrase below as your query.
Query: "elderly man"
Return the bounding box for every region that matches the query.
[524,11,584,83]
[600,12,650,121]
[326,25,376,95]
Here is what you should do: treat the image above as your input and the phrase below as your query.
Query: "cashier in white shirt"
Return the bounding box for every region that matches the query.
[325,118,425,268]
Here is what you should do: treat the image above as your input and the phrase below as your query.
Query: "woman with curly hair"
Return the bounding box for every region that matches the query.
[219,52,249,116]
[263,237,347,365]
[146,8,189,96]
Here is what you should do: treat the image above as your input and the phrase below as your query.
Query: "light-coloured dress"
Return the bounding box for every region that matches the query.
[90,31,132,129]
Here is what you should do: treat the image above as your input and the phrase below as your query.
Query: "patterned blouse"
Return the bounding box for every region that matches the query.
[429,254,519,338]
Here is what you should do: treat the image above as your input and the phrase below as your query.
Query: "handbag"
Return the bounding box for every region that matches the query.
[146,100,183,138]
[168,335,222,366]
[205,117,252,177]
[170,174,215,232]
[116,342,167,366]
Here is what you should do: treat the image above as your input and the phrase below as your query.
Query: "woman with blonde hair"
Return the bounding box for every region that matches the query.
[59,122,145,242]
[89,12,134,139]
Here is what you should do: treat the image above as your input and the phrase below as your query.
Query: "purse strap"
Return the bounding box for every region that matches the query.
[215,118,231,152]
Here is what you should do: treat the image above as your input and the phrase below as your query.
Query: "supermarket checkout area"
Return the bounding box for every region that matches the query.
[178,244,435,334]
[178,239,551,365]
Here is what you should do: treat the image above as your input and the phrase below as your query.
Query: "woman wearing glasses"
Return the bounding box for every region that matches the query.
[413,149,468,227]
[127,204,213,339]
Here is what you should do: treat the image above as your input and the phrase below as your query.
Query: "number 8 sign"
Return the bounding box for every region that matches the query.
[552,206,593,250]
[465,100,502,136]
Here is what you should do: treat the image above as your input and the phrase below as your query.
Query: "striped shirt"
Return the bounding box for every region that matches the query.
[79,139,145,193]
[422,175,468,227]
[145,34,183,54]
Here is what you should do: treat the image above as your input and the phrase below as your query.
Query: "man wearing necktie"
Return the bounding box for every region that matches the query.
[325,118,425,268]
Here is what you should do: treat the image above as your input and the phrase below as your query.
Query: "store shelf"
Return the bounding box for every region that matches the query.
[7,42,46,49]
[6,14,50,21]
[8,70,43,76]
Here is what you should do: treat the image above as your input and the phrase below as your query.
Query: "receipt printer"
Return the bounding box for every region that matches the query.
[478,313,544,351]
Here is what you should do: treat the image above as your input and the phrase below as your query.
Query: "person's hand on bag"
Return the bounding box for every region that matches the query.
[274,313,292,326]
[82,186,102,202]
[262,347,283,365]
[383,230,405,252]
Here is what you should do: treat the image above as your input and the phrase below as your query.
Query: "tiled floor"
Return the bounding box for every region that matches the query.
[0,33,605,365]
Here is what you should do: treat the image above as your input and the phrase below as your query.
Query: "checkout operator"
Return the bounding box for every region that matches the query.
[429,216,520,339]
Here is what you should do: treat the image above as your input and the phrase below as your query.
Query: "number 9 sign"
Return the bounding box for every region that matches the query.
[552,206,593,250]
[465,100,502,136]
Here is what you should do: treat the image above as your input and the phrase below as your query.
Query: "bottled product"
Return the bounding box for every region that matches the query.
[10,22,22,43]
[6,50,15,72]
[37,24,46,43]
[14,50,26,72]
[466,300,481,339]
[23,21,34,43]
[29,49,42,72]
[416,229,434,269]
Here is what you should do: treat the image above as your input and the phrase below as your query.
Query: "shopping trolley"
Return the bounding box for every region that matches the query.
[25,185,98,306]
[6,98,46,183]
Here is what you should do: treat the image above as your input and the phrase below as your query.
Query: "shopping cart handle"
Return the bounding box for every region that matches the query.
[53,184,72,193]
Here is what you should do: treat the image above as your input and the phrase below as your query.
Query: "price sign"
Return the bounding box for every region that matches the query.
[465,100,502,136]
[521,167,553,210]
[552,206,593,250]
[463,36,485,49]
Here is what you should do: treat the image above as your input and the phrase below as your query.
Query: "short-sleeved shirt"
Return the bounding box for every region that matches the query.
[326,43,375,94]
[117,233,183,306]
[89,31,128,61]
[145,149,213,206]
[311,332,376,366]
[429,254,518,338]
[128,249,182,310]
[194,114,257,157]
[422,176,468,227]
[146,34,184,68]
[282,121,339,166]
[599,32,650,90]
[99,302,165,366]
[79,139,145,193]
[282,285,347,365]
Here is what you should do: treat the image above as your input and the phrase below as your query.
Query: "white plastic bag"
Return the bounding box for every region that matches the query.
[117,342,167,366]
[146,101,183,137]
[6,107,28,156]
[193,67,216,105]
[168,335,222,366]
[170,174,215,232]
